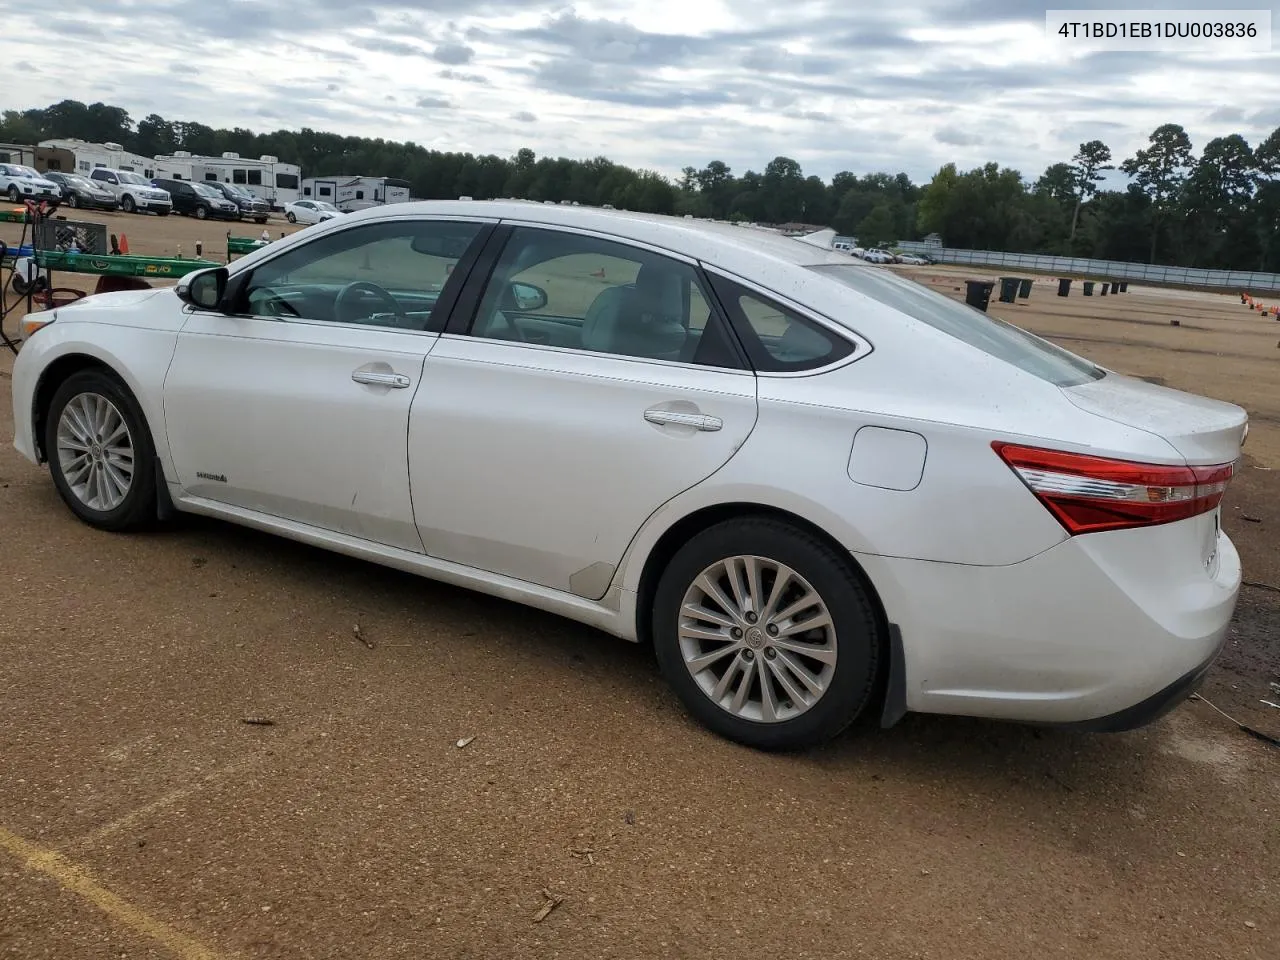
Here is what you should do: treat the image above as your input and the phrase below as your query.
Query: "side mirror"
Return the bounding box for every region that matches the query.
[509,281,548,312]
[175,266,228,311]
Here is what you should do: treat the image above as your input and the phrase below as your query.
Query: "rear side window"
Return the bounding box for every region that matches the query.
[809,263,1102,387]
[708,274,854,372]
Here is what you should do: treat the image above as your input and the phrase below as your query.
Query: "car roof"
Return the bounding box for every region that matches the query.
[340,199,857,271]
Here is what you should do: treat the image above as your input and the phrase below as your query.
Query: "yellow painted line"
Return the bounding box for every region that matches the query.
[0,826,226,960]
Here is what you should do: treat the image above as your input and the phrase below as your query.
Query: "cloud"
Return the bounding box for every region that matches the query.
[934,126,984,147]
[512,111,537,122]
[432,42,475,65]
[0,0,1275,186]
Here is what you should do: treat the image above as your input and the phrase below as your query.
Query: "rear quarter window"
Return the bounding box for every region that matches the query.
[809,263,1103,387]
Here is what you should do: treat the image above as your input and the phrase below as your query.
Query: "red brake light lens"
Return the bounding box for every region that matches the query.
[992,442,1235,535]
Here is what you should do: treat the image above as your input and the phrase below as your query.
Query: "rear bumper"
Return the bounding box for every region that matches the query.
[862,518,1241,727]
[1049,636,1223,732]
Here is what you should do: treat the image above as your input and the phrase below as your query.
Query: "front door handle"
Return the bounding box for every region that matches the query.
[352,370,411,388]
[644,409,723,432]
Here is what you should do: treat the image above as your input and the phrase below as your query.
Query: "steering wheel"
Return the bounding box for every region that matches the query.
[334,280,409,326]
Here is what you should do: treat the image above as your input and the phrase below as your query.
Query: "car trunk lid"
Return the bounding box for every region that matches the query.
[1061,372,1248,465]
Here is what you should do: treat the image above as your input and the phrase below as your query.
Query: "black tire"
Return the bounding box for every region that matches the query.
[44,369,158,532]
[121,194,136,214]
[67,193,79,208]
[196,205,208,219]
[7,185,18,202]
[286,212,296,223]
[652,517,883,751]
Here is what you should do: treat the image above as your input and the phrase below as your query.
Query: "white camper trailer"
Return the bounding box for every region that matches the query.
[300,175,412,212]
[156,151,301,209]
[37,139,157,179]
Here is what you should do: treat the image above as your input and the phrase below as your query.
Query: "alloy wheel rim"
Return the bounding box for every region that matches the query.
[678,555,837,723]
[56,392,134,512]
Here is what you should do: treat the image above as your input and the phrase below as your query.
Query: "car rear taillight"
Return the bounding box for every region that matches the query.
[992,442,1235,535]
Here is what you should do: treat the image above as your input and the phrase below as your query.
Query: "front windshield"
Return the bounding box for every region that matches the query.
[193,183,221,198]
[117,171,149,185]
[809,263,1104,387]
[12,165,41,179]
[315,201,339,212]
[225,184,251,198]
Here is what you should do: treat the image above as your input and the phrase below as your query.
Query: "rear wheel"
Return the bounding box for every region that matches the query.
[44,370,157,531]
[653,518,883,751]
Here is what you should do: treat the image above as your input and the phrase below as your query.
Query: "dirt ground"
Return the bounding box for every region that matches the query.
[0,223,1278,960]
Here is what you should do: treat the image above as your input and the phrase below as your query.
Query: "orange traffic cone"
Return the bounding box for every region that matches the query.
[119,234,130,255]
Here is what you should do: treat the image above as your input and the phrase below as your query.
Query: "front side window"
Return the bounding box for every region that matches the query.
[707,275,854,373]
[237,219,485,331]
[465,226,741,367]
[808,263,1103,386]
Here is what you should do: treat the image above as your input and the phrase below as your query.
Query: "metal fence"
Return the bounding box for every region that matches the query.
[894,242,1280,293]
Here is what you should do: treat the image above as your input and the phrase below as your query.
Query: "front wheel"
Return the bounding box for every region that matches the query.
[652,518,883,751]
[121,194,136,214]
[7,185,19,202]
[286,211,296,223]
[195,205,208,219]
[44,370,158,531]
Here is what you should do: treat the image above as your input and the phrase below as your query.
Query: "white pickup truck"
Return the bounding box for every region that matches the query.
[88,167,173,215]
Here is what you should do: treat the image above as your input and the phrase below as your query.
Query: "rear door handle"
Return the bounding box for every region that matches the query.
[644,409,723,432]
[352,370,411,388]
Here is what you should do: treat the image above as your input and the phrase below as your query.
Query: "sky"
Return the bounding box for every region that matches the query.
[4,0,1280,185]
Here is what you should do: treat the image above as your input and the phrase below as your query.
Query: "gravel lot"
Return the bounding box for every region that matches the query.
[1,218,1278,959]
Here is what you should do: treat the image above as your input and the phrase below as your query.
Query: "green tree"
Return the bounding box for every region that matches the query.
[1121,124,1194,262]
[1068,140,1113,240]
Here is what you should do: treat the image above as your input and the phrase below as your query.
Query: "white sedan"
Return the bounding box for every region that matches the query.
[283,199,341,224]
[9,201,1247,750]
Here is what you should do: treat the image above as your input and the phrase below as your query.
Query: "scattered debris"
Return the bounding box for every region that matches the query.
[1170,319,1180,326]
[624,809,636,825]
[571,847,596,866]
[532,888,565,923]
[1244,920,1257,930]
[191,557,207,568]
[240,717,275,726]
[456,736,476,749]
[353,623,375,649]
[1241,515,1262,523]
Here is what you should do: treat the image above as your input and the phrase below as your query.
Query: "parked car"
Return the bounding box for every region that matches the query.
[205,181,270,224]
[87,168,172,215]
[9,201,1247,751]
[151,179,240,221]
[42,171,120,211]
[283,199,341,224]
[0,163,62,204]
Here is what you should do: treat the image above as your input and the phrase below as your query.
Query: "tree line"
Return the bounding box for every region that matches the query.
[3,100,1278,271]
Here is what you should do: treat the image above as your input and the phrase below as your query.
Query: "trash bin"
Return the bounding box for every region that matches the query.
[1083,281,1095,296]
[1118,281,1128,293]
[1057,278,1072,297]
[965,280,995,312]
[997,277,1019,303]
[1101,283,1110,296]
[1017,278,1033,298]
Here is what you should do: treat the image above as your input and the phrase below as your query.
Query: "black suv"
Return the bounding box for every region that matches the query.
[43,172,120,211]
[151,179,240,220]
[205,181,271,223]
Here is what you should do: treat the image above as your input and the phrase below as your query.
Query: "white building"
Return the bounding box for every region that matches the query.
[301,175,412,212]
[154,151,301,208]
